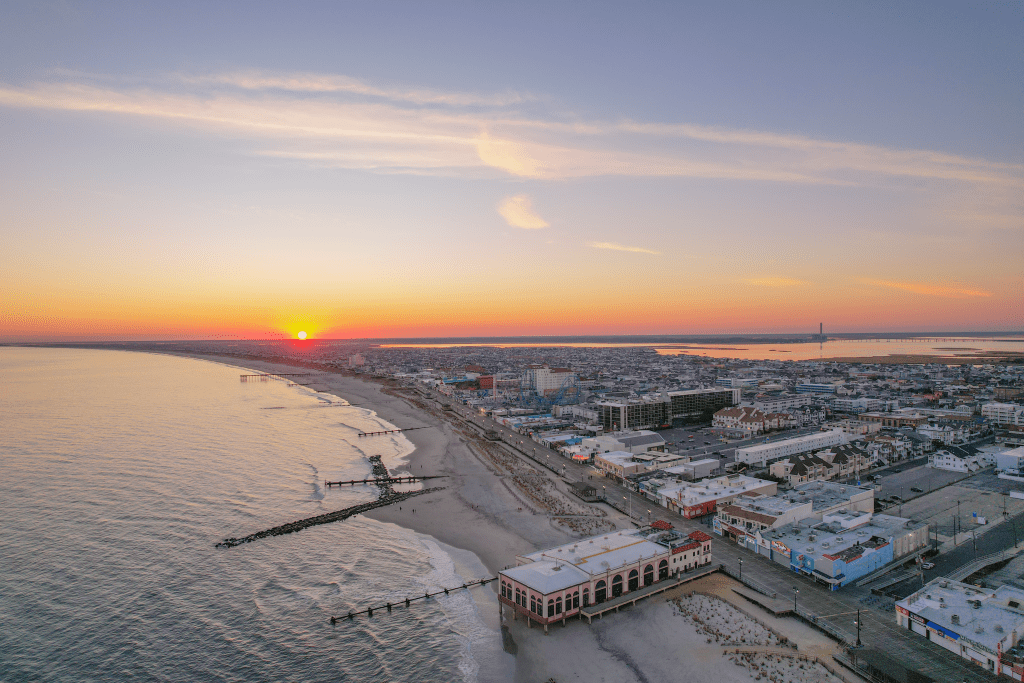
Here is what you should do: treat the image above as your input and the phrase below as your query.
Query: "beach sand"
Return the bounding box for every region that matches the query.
[174,353,864,683]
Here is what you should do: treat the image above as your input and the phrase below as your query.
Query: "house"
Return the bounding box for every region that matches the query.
[928,444,984,472]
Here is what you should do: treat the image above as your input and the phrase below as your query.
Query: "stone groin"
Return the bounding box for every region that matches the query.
[215,487,444,548]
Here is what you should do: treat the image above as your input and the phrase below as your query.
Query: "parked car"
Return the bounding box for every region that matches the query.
[922,562,935,570]
[910,486,923,493]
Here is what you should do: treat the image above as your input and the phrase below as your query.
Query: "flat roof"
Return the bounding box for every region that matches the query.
[897,579,1024,655]
[519,529,669,578]
[786,481,872,511]
[737,430,843,455]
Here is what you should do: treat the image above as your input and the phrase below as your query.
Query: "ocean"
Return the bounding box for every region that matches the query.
[0,348,506,682]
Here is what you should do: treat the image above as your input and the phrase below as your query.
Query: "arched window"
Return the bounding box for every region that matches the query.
[659,559,669,580]
[644,564,655,586]
[547,599,555,618]
[555,597,562,614]
[501,581,507,598]
[612,574,624,598]
[514,588,520,605]
[595,581,607,603]
[628,569,639,592]
[530,595,536,612]
[583,588,590,607]
[573,591,580,609]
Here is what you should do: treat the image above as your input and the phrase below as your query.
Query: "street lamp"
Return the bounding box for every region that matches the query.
[602,485,606,501]
[854,608,862,647]
[793,587,799,612]
[739,558,743,581]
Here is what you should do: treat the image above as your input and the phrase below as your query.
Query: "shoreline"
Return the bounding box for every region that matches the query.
[151,350,865,683]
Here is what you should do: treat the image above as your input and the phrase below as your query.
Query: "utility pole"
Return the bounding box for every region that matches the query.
[855,608,862,647]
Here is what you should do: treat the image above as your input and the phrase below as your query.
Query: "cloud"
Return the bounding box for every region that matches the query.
[744,277,809,287]
[498,195,549,229]
[177,70,531,107]
[589,242,660,255]
[863,279,992,299]
[0,70,1020,192]
[476,132,545,178]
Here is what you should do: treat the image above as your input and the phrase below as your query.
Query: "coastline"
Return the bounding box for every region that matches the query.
[157,351,863,683]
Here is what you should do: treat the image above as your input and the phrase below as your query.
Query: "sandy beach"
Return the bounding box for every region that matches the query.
[173,352,864,683]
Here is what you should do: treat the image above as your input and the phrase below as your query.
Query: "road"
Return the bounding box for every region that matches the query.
[429,388,998,682]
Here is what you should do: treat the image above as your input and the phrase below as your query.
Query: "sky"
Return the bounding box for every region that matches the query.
[1,1,1021,341]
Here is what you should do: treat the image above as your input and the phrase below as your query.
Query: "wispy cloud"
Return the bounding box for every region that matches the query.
[177,70,532,107]
[498,195,549,229]
[744,277,809,287]
[589,242,660,255]
[863,279,992,299]
[0,70,1020,192]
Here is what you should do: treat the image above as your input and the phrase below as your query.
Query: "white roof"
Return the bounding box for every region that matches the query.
[502,560,591,594]
[519,529,667,579]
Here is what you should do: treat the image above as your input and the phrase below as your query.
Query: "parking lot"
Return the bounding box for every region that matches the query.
[659,425,823,469]
[882,468,1024,545]
[875,463,968,500]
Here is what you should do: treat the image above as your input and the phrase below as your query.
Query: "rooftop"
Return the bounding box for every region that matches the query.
[897,579,1024,656]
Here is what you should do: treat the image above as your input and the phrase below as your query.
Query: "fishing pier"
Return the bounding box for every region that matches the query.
[325,475,445,487]
[357,426,431,437]
[330,577,496,623]
[216,454,443,548]
[239,372,327,382]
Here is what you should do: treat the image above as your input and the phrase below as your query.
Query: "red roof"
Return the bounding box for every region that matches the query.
[650,520,674,531]
[688,530,712,542]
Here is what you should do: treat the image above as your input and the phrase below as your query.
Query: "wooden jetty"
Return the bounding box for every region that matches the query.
[325,475,446,487]
[357,426,430,437]
[330,577,496,623]
[240,372,326,382]
[214,487,443,548]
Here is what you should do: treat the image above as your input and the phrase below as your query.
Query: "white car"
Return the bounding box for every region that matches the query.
[922,562,935,570]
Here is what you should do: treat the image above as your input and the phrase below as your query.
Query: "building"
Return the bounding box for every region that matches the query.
[734,430,847,467]
[796,382,840,394]
[824,419,881,436]
[666,388,740,421]
[712,406,770,435]
[498,526,712,631]
[998,447,1024,478]
[751,393,817,413]
[896,578,1024,679]
[523,365,577,396]
[858,411,929,428]
[832,396,889,413]
[581,430,667,455]
[714,480,875,547]
[715,495,814,535]
[769,452,833,485]
[983,402,1024,426]
[594,451,650,479]
[596,396,672,431]
[928,444,984,473]
[657,474,777,518]
[755,513,928,588]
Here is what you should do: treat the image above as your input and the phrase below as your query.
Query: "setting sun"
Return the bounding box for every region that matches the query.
[297,331,307,340]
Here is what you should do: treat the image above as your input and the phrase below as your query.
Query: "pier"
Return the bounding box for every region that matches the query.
[214,487,444,548]
[240,372,326,382]
[357,426,431,437]
[217,453,443,548]
[329,577,496,623]
[325,475,445,487]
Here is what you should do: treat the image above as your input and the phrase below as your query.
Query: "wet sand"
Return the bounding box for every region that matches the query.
[170,352,865,683]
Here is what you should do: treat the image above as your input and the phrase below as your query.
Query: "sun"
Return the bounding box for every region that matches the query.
[297,331,307,340]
